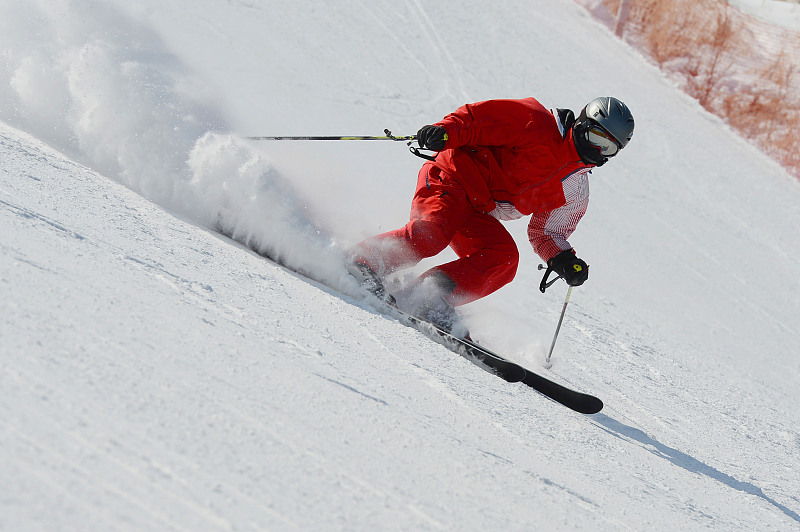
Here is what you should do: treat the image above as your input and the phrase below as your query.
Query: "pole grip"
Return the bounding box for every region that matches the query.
[538,264,562,293]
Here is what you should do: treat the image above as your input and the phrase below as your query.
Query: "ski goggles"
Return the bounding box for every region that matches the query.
[585,124,621,157]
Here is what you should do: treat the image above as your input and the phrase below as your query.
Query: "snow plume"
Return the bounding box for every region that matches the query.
[0,0,348,287]
[185,133,350,286]
[0,0,218,197]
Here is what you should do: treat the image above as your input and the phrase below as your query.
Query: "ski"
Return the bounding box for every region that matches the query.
[390,305,603,415]
[210,228,602,414]
[397,309,526,383]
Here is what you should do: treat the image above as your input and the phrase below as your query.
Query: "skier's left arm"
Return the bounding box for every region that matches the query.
[528,171,591,286]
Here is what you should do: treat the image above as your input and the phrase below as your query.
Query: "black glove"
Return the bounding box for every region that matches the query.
[416,125,448,151]
[548,249,589,287]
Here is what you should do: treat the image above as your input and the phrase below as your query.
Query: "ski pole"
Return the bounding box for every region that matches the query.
[544,285,573,369]
[244,129,437,160]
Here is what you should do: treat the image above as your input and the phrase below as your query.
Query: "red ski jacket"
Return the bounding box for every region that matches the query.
[433,98,592,215]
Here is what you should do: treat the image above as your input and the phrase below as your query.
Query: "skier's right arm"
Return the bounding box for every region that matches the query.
[433,99,550,149]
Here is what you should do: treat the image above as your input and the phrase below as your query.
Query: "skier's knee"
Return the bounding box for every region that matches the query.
[504,255,520,281]
[493,245,519,286]
[405,219,452,258]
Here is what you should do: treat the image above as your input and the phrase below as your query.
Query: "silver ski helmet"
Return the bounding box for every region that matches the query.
[573,97,634,166]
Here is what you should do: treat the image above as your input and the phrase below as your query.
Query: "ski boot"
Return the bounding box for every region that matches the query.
[393,271,470,339]
[346,261,396,305]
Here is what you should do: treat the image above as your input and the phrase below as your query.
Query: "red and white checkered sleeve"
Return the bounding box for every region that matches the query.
[527,170,590,262]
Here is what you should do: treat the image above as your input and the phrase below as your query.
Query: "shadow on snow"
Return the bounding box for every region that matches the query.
[592,414,799,524]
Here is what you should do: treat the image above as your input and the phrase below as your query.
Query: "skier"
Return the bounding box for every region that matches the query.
[347,97,634,337]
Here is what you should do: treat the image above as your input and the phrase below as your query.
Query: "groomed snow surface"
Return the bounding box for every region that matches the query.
[1,1,799,530]
[728,0,800,30]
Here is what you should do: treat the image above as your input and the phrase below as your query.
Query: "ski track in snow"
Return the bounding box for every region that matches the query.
[1,0,799,530]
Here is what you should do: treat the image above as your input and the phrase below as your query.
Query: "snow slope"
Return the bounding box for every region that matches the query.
[728,0,800,30]
[1,0,799,530]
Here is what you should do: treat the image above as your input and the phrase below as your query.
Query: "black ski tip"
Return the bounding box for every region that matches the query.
[522,372,603,414]
[575,396,604,415]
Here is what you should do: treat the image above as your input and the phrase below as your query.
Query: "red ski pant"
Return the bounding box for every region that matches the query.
[351,163,519,305]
